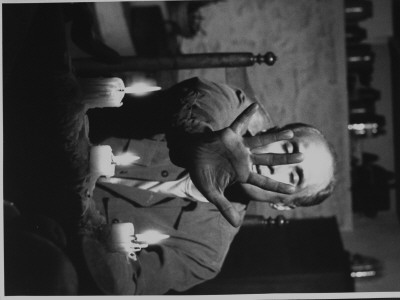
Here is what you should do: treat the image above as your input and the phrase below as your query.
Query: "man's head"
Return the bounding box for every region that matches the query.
[241,123,336,210]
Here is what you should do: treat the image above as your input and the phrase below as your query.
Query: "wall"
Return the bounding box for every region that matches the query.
[178,0,352,230]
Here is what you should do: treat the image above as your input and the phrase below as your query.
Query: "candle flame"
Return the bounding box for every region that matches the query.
[113,152,140,166]
[135,230,170,244]
[124,82,161,96]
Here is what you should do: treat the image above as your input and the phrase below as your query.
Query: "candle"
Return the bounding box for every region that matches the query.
[79,77,125,109]
[107,222,135,245]
[103,222,147,261]
[90,146,141,178]
[90,145,115,177]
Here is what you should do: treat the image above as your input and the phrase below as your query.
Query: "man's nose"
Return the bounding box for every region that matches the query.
[274,164,290,173]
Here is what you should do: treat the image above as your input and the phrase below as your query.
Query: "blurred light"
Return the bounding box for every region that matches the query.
[350,108,367,114]
[348,123,379,135]
[348,56,371,62]
[124,82,161,96]
[351,270,376,278]
[113,152,140,166]
[135,230,170,244]
[345,7,363,13]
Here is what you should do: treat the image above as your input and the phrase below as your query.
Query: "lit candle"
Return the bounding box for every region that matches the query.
[90,145,115,177]
[79,77,125,109]
[107,222,135,245]
[104,222,148,261]
[90,146,141,178]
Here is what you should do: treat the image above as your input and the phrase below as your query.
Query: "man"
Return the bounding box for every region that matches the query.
[145,122,336,211]
[85,77,336,295]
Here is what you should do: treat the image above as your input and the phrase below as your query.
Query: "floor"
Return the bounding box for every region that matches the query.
[341,201,400,292]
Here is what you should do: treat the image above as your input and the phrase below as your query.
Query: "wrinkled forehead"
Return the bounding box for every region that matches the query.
[300,134,334,193]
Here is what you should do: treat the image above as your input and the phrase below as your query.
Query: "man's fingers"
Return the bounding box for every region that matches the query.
[251,152,304,166]
[230,103,259,135]
[190,168,241,227]
[247,172,296,194]
[244,129,294,149]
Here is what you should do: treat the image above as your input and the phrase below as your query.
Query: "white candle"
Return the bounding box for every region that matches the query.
[90,145,115,177]
[79,77,125,108]
[104,222,146,261]
[108,222,135,244]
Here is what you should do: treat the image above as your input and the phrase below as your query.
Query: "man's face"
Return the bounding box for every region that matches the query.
[243,127,334,208]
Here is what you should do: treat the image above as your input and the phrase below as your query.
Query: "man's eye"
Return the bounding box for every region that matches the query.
[284,142,294,153]
[290,171,300,185]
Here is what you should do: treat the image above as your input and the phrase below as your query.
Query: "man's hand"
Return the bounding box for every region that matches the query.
[188,103,303,227]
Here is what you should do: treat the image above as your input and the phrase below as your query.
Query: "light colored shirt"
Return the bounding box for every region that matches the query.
[98,174,209,202]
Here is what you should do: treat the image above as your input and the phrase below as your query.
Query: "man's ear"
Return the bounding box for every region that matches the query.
[269,202,294,211]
